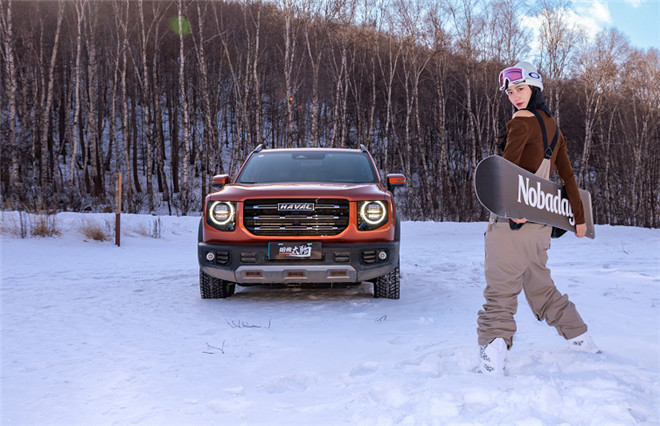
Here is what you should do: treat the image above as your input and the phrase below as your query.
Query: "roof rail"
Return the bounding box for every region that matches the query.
[360,144,368,153]
[253,144,265,153]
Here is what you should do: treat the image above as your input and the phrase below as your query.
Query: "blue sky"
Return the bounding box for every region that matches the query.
[572,0,660,50]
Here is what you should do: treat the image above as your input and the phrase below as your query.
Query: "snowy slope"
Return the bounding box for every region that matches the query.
[1,212,659,425]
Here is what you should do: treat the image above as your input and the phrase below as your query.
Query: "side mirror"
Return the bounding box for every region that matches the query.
[211,174,230,192]
[386,174,406,193]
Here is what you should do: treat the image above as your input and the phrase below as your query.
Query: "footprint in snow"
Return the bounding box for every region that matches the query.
[349,361,380,376]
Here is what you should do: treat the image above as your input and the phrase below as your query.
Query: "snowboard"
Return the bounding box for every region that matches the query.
[474,155,595,239]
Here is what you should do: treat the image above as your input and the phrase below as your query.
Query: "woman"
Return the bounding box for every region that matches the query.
[477,61,600,376]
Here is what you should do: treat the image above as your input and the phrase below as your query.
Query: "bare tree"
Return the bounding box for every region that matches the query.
[83,0,103,196]
[326,0,357,147]
[135,0,166,212]
[193,2,216,201]
[208,4,229,175]
[621,49,660,226]
[137,0,153,211]
[37,1,64,192]
[428,1,452,219]
[374,11,401,173]
[444,0,485,219]
[278,0,305,146]
[176,0,191,214]
[114,0,133,211]
[68,0,84,191]
[536,0,580,124]
[1,0,20,194]
[221,2,262,171]
[107,1,123,209]
[151,15,170,213]
[484,0,529,65]
[393,0,432,216]
[576,29,627,186]
[303,1,328,147]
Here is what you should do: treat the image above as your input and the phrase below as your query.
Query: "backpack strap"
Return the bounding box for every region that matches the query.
[526,109,559,159]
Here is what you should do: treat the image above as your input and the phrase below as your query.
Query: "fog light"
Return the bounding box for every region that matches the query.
[206,252,215,262]
[378,250,387,260]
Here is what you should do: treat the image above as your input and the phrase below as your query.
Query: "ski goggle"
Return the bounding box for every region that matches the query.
[499,67,542,91]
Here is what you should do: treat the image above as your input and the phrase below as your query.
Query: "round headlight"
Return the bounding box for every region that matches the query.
[360,201,386,225]
[210,201,235,226]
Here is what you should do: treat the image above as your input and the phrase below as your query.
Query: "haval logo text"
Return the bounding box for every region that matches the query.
[278,202,315,211]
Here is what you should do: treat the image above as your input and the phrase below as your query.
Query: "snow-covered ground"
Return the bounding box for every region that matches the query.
[1,212,659,425]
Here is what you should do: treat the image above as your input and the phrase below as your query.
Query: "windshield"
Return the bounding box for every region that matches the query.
[235,151,379,184]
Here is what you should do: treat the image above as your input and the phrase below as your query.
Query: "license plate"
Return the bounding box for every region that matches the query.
[268,242,322,260]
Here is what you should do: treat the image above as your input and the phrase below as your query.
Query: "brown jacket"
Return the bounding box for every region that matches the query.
[502,111,585,225]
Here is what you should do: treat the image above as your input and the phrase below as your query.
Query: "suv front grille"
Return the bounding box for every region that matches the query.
[243,199,349,236]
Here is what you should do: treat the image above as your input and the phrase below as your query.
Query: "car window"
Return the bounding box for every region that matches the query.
[236,152,379,184]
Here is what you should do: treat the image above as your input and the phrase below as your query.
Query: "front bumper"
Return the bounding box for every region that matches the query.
[198,241,399,285]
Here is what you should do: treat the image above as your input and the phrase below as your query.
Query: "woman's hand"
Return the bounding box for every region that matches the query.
[575,223,587,238]
[510,217,527,224]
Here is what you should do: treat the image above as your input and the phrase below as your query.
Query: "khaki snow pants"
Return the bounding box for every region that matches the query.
[477,220,588,348]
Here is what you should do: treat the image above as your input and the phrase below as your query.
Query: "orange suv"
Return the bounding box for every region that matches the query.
[197,145,406,299]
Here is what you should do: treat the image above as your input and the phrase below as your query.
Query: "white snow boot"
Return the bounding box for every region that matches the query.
[567,332,601,354]
[478,337,507,376]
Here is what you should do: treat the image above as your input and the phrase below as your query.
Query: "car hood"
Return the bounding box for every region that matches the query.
[208,182,391,201]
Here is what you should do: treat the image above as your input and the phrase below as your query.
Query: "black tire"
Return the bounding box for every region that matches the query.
[373,263,400,299]
[200,269,236,299]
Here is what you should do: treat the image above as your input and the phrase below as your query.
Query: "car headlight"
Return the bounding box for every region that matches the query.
[207,201,236,230]
[358,201,388,230]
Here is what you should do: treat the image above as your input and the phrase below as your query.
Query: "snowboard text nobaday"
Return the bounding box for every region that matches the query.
[517,176,575,226]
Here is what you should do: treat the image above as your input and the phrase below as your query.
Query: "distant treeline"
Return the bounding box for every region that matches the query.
[1,0,658,227]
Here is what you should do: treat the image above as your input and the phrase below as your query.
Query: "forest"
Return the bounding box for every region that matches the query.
[1,0,658,227]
